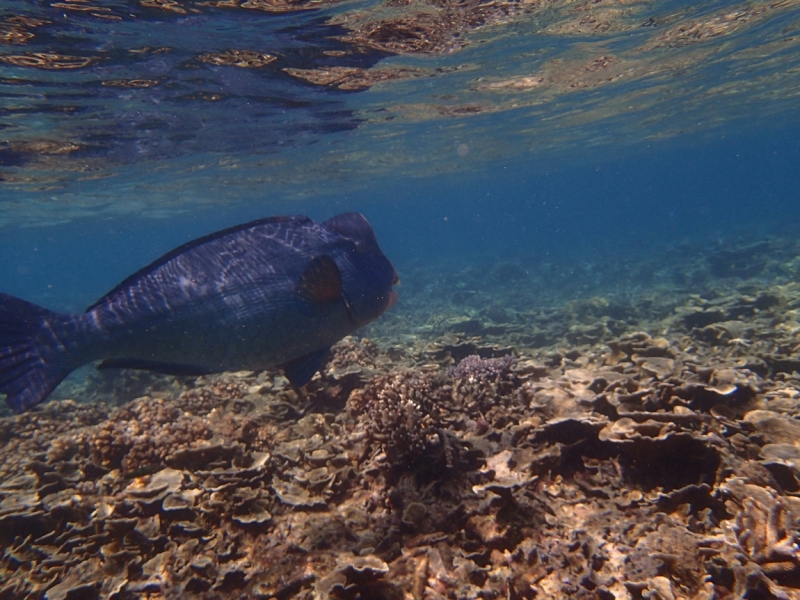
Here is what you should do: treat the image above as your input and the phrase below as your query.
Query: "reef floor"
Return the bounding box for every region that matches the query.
[3,235,800,599]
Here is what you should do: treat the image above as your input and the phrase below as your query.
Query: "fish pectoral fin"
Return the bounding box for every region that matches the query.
[97,358,214,376]
[283,347,330,387]
[296,255,342,308]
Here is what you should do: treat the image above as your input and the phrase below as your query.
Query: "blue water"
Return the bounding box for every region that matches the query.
[3,123,800,312]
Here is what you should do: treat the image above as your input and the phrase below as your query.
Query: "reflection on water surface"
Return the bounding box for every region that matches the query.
[1,0,800,222]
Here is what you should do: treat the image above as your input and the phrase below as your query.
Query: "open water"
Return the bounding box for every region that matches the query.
[1,1,800,300]
[2,0,800,308]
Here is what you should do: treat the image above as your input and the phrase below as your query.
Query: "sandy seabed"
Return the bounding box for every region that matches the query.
[3,236,800,599]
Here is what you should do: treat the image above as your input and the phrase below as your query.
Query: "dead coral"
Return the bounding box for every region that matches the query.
[328,336,383,373]
[86,396,213,472]
[0,400,109,480]
[174,376,249,415]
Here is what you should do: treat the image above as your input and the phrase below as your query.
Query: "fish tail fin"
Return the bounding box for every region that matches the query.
[0,293,79,413]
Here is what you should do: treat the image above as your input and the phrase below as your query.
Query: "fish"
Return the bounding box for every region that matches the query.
[0,212,398,414]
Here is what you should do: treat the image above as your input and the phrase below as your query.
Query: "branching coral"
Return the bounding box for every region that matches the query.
[355,371,447,463]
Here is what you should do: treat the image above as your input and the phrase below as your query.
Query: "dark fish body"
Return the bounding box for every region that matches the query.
[0,213,397,413]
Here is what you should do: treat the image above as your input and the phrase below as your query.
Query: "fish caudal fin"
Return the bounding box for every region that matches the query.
[0,293,76,413]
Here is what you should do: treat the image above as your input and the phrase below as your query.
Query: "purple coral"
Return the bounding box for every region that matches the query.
[446,355,522,421]
[447,354,517,382]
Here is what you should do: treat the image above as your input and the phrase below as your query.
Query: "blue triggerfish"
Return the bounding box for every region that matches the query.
[0,213,398,413]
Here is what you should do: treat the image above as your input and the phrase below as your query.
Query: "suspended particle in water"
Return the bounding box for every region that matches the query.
[457,143,469,157]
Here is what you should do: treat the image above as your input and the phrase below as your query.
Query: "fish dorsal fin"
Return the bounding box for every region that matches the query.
[297,255,342,306]
[323,212,374,244]
[86,215,312,312]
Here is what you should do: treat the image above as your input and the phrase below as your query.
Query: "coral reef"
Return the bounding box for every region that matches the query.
[4,236,800,598]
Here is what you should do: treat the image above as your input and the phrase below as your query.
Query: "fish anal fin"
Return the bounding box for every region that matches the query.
[283,347,330,387]
[98,358,214,377]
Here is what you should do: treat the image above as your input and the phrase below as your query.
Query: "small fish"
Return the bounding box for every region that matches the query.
[0,212,398,413]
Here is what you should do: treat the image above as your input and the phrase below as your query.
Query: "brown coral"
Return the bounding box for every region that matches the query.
[354,370,446,463]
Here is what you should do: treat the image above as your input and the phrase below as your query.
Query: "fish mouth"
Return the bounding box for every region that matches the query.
[388,289,399,309]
